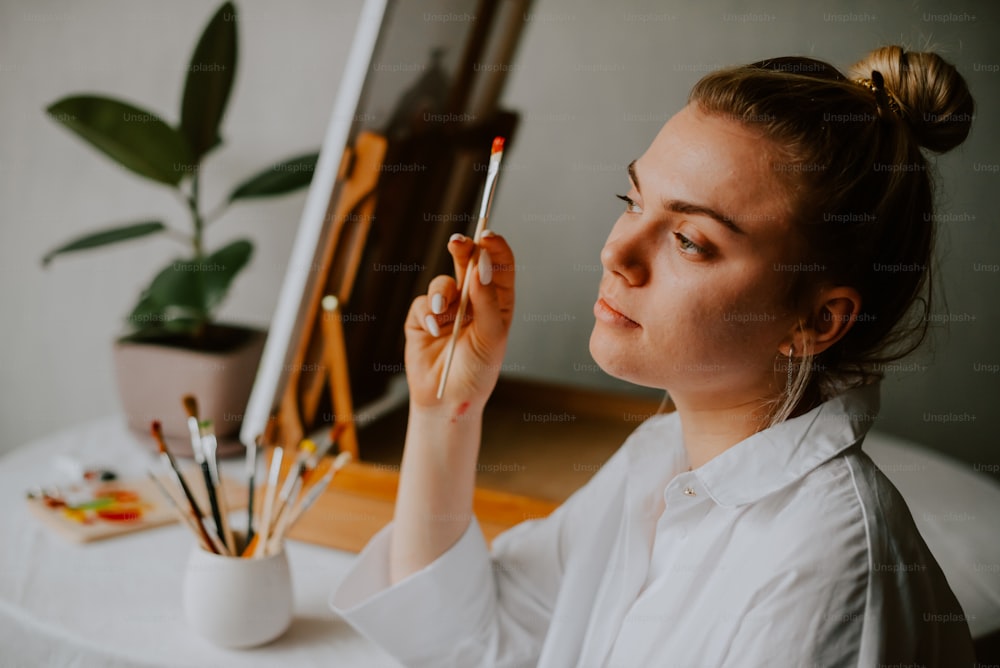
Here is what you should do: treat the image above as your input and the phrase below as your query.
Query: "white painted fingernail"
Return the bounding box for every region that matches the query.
[478,248,493,285]
[480,229,496,238]
[449,233,466,244]
[431,293,444,314]
[424,314,440,337]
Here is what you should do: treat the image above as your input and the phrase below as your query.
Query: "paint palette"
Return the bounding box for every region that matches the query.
[26,472,246,544]
[26,477,179,543]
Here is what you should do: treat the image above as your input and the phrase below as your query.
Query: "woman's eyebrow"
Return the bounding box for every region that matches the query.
[665,200,745,236]
[627,159,745,236]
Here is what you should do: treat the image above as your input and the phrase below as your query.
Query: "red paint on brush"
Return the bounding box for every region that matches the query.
[491,136,505,154]
[150,420,161,435]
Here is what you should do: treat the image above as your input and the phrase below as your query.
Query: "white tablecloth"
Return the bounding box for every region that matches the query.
[0,415,402,668]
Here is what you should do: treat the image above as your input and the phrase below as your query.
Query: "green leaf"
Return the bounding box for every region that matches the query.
[180,2,238,161]
[42,221,166,266]
[46,96,192,185]
[124,284,204,338]
[124,291,175,335]
[228,152,319,202]
[124,239,252,336]
[199,239,253,312]
[146,260,212,317]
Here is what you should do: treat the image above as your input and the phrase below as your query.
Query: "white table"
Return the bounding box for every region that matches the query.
[3,416,999,666]
[0,416,402,668]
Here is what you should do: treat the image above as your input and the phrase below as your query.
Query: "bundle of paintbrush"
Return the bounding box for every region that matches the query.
[243,423,352,558]
[147,395,351,557]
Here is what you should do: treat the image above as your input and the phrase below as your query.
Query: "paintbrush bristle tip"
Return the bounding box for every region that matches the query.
[491,136,505,154]
[182,394,198,417]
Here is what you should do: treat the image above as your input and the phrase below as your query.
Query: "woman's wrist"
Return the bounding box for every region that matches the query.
[408,398,487,424]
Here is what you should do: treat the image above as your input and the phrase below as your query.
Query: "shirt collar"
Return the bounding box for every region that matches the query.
[691,383,880,507]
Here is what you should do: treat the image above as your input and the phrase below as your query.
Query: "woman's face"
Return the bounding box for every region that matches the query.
[590,104,805,407]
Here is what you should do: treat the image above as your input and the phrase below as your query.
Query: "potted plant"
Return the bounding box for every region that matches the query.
[42,2,317,454]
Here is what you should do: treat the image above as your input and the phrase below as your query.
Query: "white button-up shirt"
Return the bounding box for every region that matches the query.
[330,384,975,667]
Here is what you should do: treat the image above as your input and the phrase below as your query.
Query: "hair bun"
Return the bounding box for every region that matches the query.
[848,45,974,153]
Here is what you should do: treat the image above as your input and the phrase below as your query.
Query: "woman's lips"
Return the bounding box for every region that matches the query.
[594,297,640,328]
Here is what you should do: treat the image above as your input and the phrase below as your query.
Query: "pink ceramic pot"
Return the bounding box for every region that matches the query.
[112,325,267,458]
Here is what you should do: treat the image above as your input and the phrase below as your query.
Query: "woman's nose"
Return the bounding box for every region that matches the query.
[600,225,650,286]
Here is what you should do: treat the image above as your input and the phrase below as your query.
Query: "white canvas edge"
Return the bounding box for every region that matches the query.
[240,0,390,448]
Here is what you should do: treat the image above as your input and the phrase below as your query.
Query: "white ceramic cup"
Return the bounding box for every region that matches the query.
[182,538,293,648]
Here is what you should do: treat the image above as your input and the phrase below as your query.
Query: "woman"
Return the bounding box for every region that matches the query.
[331,46,976,667]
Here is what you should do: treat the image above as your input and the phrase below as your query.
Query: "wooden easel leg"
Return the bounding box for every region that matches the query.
[321,295,359,459]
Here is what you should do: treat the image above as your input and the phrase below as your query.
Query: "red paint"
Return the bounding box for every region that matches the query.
[451,400,471,424]
[491,136,505,154]
[97,508,143,522]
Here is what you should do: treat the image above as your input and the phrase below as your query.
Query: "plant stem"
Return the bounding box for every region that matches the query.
[169,189,199,247]
[189,170,204,259]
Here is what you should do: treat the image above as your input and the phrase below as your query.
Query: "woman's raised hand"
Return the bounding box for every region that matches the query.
[404,231,515,412]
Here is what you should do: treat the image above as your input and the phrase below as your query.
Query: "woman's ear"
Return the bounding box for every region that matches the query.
[798,286,862,356]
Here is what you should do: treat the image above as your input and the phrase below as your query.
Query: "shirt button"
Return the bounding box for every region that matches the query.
[683,487,696,496]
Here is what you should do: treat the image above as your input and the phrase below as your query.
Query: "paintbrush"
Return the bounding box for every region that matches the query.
[437,136,506,399]
[182,395,224,542]
[244,434,261,550]
[199,419,235,555]
[264,475,302,556]
[147,471,227,554]
[269,451,353,552]
[299,427,342,488]
[269,439,316,527]
[150,420,220,554]
[252,446,284,559]
[313,422,347,465]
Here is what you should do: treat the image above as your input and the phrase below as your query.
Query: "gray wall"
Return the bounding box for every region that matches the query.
[2,0,997,478]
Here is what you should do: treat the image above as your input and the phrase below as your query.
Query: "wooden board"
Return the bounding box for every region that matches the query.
[286,460,560,552]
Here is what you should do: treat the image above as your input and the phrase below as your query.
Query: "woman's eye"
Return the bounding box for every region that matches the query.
[673,232,707,256]
[615,193,642,214]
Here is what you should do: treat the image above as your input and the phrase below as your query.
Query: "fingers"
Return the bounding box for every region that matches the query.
[449,230,514,288]
[447,233,475,289]
[423,275,460,338]
[477,230,514,291]
[426,275,458,316]
[466,230,516,339]
[408,231,516,342]
[405,293,441,341]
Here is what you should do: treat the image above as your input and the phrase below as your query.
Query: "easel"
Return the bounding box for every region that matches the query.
[266,131,387,456]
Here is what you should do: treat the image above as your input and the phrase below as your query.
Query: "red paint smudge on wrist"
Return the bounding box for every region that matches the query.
[451,400,471,424]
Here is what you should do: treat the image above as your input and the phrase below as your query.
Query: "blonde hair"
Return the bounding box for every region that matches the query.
[689,46,974,424]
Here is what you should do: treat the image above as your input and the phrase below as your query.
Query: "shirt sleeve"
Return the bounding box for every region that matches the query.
[330,511,570,667]
[329,432,636,668]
